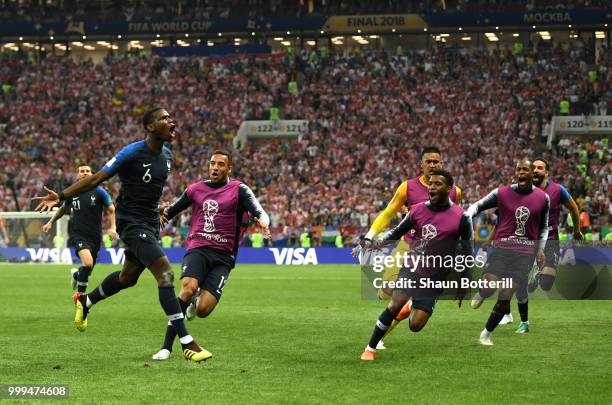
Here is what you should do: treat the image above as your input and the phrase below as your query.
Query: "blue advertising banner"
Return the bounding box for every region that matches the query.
[425,9,612,27]
[1,10,609,38]
[1,246,611,266]
[0,16,327,38]
[0,247,355,265]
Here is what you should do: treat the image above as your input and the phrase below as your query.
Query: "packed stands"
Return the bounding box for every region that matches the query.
[0,38,610,243]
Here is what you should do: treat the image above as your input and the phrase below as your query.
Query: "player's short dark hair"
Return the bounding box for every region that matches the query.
[421,146,441,159]
[211,149,232,165]
[516,158,533,169]
[76,163,91,169]
[430,169,454,188]
[533,157,549,171]
[142,107,164,131]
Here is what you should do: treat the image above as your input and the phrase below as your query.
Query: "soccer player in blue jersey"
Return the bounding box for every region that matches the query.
[41,164,117,293]
[33,107,211,362]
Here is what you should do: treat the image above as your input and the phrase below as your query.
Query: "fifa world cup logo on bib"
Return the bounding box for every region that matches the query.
[421,224,438,240]
[514,206,530,236]
[202,199,219,233]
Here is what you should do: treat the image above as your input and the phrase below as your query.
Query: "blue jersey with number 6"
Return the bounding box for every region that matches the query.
[102,140,173,229]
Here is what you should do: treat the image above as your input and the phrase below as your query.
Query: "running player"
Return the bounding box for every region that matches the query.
[467,159,550,346]
[354,146,462,348]
[33,107,210,362]
[152,150,270,360]
[361,170,473,360]
[41,164,117,293]
[510,157,583,333]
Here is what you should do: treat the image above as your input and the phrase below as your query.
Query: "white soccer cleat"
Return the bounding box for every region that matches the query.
[185,300,196,321]
[185,289,200,321]
[70,268,78,290]
[376,340,386,350]
[479,330,494,346]
[479,335,494,346]
[471,293,485,309]
[152,349,171,361]
[499,313,514,325]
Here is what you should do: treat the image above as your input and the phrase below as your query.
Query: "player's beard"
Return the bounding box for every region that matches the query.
[533,175,544,187]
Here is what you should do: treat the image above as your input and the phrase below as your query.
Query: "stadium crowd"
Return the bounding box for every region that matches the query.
[0,0,609,22]
[0,38,610,243]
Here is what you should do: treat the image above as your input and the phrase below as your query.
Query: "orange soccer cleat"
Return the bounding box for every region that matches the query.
[360,348,376,361]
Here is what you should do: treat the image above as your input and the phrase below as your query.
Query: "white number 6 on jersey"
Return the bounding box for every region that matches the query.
[142,168,152,183]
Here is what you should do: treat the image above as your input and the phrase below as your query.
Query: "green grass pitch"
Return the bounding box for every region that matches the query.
[1,264,611,404]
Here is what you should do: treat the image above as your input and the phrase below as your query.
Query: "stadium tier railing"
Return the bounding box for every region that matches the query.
[548,115,612,147]
[233,120,309,148]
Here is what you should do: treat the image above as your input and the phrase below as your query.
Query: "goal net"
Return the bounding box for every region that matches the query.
[0,210,70,263]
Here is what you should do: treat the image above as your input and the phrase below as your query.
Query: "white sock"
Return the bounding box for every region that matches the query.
[480,328,491,338]
[366,346,376,352]
[179,335,194,345]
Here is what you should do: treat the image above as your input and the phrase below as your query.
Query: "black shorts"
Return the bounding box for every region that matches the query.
[395,268,443,315]
[485,248,535,289]
[544,240,560,269]
[69,235,100,265]
[120,223,165,269]
[181,247,235,301]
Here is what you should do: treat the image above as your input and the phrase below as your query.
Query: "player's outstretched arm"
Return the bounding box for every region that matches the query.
[364,181,407,240]
[105,204,118,241]
[254,217,271,239]
[33,171,109,213]
[536,195,550,269]
[162,191,192,225]
[239,184,271,238]
[466,188,499,218]
[383,210,414,242]
[457,213,475,256]
[41,204,68,232]
[564,197,584,240]
[97,186,117,240]
[539,195,550,247]
[352,182,407,256]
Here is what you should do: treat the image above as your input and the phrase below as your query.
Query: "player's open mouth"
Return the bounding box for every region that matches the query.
[169,124,176,138]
